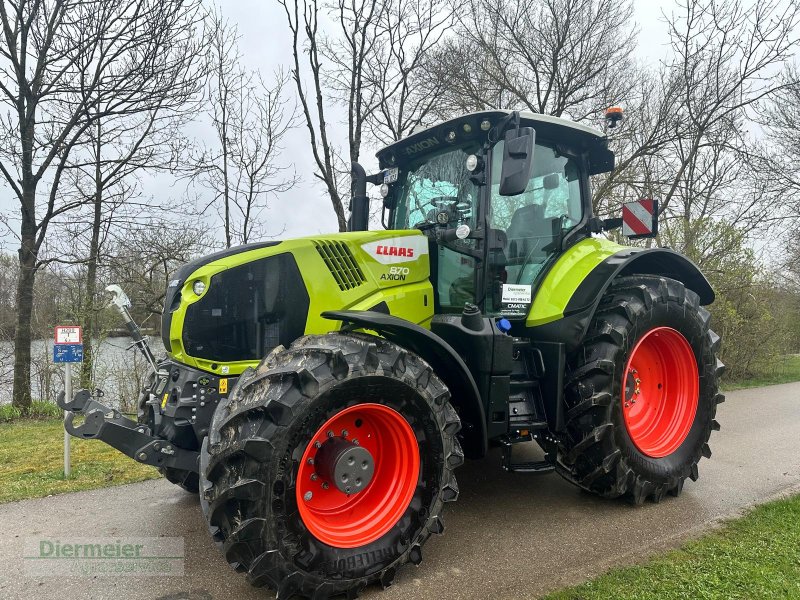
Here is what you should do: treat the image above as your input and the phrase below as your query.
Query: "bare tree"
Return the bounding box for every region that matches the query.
[330,0,453,145]
[600,0,800,266]
[192,13,296,248]
[64,75,201,387]
[277,0,451,230]
[105,218,214,323]
[278,0,350,231]
[426,0,638,121]
[0,0,205,410]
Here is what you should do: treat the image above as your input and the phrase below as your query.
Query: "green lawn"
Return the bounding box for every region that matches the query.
[0,417,159,504]
[723,355,800,391]
[545,493,800,600]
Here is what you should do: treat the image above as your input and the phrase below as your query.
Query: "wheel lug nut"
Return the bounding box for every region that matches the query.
[311,473,318,481]
[352,439,359,446]
[303,491,312,501]
[326,430,334,438]
[314,441,322,449]
[342,429,349,437]
[322,482,329,490]
[307,457,314,465]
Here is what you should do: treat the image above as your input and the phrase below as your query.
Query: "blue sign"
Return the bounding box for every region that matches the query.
[53,344,83,363]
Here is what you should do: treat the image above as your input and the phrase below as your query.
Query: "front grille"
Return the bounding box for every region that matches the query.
[314,240,366,291]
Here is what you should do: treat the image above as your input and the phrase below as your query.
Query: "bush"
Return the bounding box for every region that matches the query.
[28,400,63,420]
[0,400,62,422]
[0,404,22,422]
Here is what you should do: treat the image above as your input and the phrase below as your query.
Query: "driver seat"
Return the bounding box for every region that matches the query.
[506,203,552,262]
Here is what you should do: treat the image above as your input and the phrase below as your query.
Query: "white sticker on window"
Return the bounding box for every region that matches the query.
[501,284,532,303]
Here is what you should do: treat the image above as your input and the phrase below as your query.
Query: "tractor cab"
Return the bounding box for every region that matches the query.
[362,110,615,319]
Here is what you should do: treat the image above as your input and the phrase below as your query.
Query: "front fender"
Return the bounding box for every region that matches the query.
[322,310,488,458]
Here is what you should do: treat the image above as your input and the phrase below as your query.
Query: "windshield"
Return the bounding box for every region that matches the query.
[390,145,480,231]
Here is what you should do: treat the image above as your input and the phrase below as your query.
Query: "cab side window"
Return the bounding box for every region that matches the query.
[489,143,583,286]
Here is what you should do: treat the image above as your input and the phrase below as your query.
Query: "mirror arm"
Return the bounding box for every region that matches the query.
[587,216,622,233]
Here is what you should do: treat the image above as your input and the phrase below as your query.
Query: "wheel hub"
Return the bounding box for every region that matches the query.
[314,437,375,494]
[621,327,699,458]
[295,403,421,548]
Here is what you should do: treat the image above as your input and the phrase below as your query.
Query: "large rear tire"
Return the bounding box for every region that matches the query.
[558,275,724,504]
[199,333,462,599]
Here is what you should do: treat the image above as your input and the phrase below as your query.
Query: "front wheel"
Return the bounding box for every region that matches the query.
[199,333,462,599]
[558,275,725,504]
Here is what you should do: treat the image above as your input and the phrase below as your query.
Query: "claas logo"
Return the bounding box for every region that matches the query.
[376,245,414,257]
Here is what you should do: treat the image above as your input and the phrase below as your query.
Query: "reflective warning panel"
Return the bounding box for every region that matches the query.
[622,199,658,239]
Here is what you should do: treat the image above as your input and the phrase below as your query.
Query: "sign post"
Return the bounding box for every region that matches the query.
[54,326,83,478]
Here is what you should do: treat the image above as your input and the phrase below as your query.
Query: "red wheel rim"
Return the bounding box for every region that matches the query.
[295,403,420,548]
[621,327,699,458]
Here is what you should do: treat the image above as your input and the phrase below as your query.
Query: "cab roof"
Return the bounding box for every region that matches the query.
[376,110,615,175]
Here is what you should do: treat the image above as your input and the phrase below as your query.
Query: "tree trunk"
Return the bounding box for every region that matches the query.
[12,197,37,411]
[81,123,103,388]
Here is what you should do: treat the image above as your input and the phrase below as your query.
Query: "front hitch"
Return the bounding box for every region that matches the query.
[57,388,199,473]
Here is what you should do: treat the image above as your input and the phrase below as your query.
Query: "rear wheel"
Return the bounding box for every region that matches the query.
[199,333,462,599]
[558,275,725,503]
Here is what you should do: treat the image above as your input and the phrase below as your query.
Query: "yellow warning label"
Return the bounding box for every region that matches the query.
[219,378,228,394]
[161,392,169,409]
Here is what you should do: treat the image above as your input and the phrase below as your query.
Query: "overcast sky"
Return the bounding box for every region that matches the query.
[0,1,671,251]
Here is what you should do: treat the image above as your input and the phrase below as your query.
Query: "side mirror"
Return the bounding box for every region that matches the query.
[499,127,535,196]
[622,198,659,239]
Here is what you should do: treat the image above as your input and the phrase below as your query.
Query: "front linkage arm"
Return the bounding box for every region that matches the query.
[57,388,199,473]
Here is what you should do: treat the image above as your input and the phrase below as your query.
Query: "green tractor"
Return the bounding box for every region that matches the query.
[59,110,724,599]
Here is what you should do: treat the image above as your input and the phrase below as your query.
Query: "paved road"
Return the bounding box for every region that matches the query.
[1,382,799,600]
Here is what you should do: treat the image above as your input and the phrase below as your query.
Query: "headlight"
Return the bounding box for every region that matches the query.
[466,154,479,171]
[380,183,390,197]
[480,119,491,131]
[193,280,206,296]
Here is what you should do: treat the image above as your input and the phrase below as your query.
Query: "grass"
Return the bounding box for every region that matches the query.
[723,355,800,391]
[545,493,800,600]
[0,417,159,504]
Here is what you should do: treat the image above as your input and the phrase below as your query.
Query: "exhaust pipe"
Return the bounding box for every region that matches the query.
[349,162,370,232]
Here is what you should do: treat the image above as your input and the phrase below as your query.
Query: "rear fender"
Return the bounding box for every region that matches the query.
[322,310,488,458]
[529,246,714,353]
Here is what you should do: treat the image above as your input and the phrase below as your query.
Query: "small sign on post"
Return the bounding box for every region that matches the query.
[54,326,82,345]
[55,326,83,478]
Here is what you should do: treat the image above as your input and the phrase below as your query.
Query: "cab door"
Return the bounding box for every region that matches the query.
[484,142,586,318]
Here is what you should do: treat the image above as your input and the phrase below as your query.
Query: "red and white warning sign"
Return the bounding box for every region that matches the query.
[54,325,82,345]
[622,198,658,238]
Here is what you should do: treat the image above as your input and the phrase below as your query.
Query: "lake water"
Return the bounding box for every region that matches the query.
[0,336,165,410]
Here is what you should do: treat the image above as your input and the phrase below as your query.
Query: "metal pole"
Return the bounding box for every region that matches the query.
[64,362,71,478]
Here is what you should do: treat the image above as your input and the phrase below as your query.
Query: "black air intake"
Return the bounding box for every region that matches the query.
[314,240,366,291]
